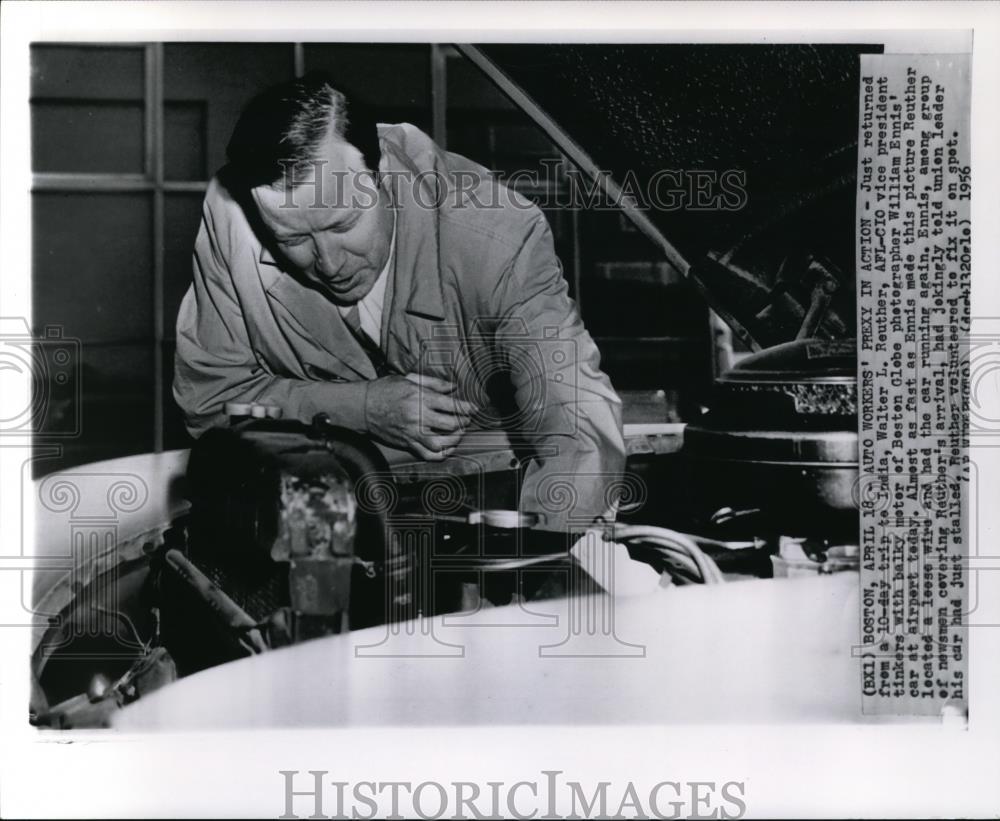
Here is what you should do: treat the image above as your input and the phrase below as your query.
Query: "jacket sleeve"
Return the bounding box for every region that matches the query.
[493,210,626,533]
[173,193,368,438]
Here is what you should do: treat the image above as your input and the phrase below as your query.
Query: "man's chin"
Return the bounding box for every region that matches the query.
[322,275,369,304]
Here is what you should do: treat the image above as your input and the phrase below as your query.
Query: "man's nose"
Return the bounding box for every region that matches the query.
[313,236,347,277]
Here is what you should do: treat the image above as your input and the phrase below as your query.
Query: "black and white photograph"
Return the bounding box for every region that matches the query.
[1,2,997,818]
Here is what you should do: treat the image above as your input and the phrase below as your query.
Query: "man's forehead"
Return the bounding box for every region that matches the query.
[253,133,370,214]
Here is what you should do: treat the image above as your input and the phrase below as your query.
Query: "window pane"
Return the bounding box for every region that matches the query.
[33,101,145,174]
[164,43,295,180]
[31,45,145,175]
[31,44,145,100]
[33,192,153,342]
[32,192,155,472]
[164,102,207,181]
[303,44,432,133]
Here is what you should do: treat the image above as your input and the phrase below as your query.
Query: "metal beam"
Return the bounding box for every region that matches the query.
[430,44,448,149]
[32,174,153,192]
[454,44,690,279]
[162,180,208,193]
[151,43,165,453]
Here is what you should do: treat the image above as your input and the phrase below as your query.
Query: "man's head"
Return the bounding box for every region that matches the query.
[227,72,394,304]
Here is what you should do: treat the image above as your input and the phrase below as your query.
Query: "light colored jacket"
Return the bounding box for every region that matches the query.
[174,123,625,529]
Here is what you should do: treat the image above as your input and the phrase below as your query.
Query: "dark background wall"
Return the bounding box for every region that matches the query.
[31,43,711,475]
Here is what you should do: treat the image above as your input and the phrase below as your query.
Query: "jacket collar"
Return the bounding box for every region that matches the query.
[381,133,446,322]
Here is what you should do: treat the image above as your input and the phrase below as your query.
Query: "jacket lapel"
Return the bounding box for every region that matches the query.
[263,260,378,380]
[382,137,448,376]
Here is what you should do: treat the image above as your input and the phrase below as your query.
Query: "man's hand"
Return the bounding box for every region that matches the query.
[364,373,477,460]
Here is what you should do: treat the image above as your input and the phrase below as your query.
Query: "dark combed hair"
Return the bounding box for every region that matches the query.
[225,70,382,189]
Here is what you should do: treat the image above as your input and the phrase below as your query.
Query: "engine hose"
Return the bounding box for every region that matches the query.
[610,524,726,584]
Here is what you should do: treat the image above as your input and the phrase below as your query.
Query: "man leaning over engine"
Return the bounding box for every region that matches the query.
[173,72,625,533]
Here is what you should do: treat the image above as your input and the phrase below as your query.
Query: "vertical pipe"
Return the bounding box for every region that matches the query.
[293,42,306,77]
[151,43,165,452]
[430,44,447,149]
[143,45,155,180]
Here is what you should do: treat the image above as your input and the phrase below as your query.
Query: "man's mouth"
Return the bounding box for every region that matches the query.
[320,268,370,299]
[322,269,360,290]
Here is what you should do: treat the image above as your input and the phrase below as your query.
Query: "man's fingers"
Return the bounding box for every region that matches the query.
[425,393,478,417]
[413,433,462,454]
[405,372,456,393]
[411,441,456,462]
[411,442,442,461]
[421,432,463,453]
[421,410,466,434]
[404,373,477,416]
